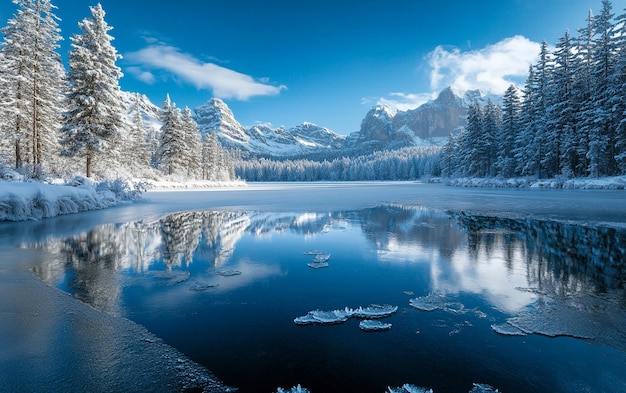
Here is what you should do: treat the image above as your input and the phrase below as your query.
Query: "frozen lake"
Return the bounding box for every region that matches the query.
[1,182,625,392]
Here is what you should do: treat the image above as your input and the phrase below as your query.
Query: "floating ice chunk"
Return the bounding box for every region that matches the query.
[307,261,329,269]
[294,309,351,325]
[148,270,190,286]
[505,300,596,339]
[215,269,242,277]
[189,282,219,292]
[275,384,310,393]
[312,253,331,263]
[409,293,446,311]
[294,304,397,326]
[469,383,500,392]
[359,319,392,332]
[491,323,527,336]
[387,384,433,393]
[443,302,465,314]
[304,250,324,255]
[348,304,398,319]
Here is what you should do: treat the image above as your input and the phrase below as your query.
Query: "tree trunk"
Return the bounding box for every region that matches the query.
[86,153,92,178]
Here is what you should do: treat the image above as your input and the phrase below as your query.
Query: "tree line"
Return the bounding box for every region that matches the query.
[443,0,626,179]
[236,147,441,181]
[0,0,233,181]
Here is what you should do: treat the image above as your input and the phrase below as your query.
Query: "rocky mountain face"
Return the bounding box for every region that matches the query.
[345,87,499,152]
[193,98,345,157]
[129,86,500,159]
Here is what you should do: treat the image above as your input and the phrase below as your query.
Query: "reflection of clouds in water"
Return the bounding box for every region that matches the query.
[432,248,537,314]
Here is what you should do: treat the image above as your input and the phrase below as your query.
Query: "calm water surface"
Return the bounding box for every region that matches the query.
[30,205,626,393]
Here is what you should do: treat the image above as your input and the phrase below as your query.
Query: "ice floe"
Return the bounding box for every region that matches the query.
[469,383,500,392]
[307,261,329,269]
[359,319,392,332]
[215,269,242,277]
[387,384,499,393]
[276,384,310,393]
[294,304,397,326]
[306,251,331,269]
[148,270,190,286]
[387,385,433,393]
[490,323,527,336]
[409,293,446,311]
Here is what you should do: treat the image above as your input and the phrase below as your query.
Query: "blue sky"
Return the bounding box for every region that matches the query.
[3,0,626,134]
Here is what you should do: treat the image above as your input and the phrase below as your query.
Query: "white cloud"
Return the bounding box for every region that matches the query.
[126,67,155,84]
[124,45,286,100]
[428,35,540,94]
[373,35,540,111]
[377,92,436,112]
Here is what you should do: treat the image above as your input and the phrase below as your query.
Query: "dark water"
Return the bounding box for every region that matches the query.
[30,206,626,393]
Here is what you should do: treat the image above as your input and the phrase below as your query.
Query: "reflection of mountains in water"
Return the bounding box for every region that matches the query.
[30,206,626,316]
[453,212,626,294]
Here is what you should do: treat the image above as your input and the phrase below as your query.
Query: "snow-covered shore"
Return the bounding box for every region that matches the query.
[0,177,143,221]
[0,177,248,222]
[444,175,626,189]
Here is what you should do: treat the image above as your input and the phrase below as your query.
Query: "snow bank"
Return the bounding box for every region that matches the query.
[0,178,144,221]
[446,176,626,189]
[145,179,247,190]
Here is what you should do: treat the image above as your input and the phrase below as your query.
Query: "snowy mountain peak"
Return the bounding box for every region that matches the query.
[192,99,345,157]
[194,98,248,144]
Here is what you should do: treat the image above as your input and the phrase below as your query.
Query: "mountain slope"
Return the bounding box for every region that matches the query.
[193,98,345,157]
[345,87,500,153]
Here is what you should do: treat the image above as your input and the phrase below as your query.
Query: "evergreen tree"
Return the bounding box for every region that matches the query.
[124,93,152,175]
[498,85,520,177]
[157,95,186,176]
[515,66,539,176]
[613,6,626,173]
[481,99,501,177]
[60,3,124,178]
[0,0,65,173]
[459,103,483,177]
[573,10,596,176]
[182,107,201,179]
[587,0,616,176]
[549,31,578,177]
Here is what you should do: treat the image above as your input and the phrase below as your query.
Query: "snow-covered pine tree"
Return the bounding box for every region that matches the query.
[497,85,521,177]
[481,99,502,177]
[60,3,124,178]
[550,30,578,178]
[124,93,152,176]
[533,41,555,178]
[514,66,539,177]
[613,6,626,173]
[440,132,458,178]
[459,102,483,177]
[0,0,65,174]
[157,95,186,177]
[182,107,201,179]
[572,10,596,177]
[587,0,616,177]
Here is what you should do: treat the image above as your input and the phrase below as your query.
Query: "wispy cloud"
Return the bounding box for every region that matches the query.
[124,44,286,100]
[377,92,437,112]
[374,35,540,111]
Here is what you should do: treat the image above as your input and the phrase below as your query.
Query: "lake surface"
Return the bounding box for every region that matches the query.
[27,203,626,392]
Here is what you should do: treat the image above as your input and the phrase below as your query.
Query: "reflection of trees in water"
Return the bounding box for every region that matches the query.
[355,205,465,259]
[454,213,626,296]
[31,206,626,314]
